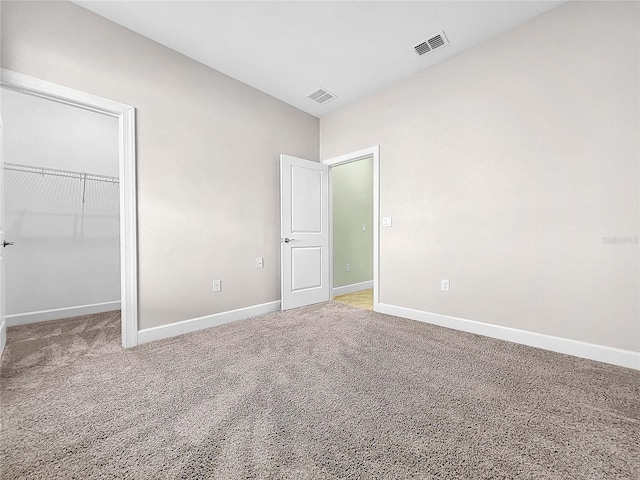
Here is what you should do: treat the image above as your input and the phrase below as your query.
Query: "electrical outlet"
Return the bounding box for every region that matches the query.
[346,263,351,272]
[382,217,392,227]
[213,280,222,293]
[441,279,450,292]
[256,257,264,269]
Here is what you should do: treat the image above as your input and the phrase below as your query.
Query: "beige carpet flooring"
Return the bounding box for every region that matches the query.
[332,288,373,310]
[1,304,639,479]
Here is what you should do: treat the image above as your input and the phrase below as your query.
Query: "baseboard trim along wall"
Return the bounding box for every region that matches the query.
[332,281,373,297]
[376,303,640,371]
[138,300,282,344]
[6,301,121,327]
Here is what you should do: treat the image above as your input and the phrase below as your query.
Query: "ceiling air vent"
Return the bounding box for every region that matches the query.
[307,87,336,105]
[414,31,448,56]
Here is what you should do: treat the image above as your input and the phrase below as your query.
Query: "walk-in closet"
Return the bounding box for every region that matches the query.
[1,87,120,328]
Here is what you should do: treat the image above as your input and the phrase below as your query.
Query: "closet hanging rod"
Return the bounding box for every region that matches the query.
[3,162,119,184]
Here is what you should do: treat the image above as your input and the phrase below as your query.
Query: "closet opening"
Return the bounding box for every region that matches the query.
[0,69,138,350]
[1,85,125,350]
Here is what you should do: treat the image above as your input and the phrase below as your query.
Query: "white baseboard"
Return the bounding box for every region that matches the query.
[6,301,121,327]
[332,280,373,297]
[0,320,6,357]
[376,303,640,371]
[138,300,281,344]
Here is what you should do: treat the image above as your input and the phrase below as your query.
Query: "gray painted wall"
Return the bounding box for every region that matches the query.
[1,1,319,329]
[332,158,373,288]
[2,88,120,314]
[320,1,639,352]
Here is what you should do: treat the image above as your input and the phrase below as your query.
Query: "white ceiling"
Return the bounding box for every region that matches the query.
[73,1,565,118]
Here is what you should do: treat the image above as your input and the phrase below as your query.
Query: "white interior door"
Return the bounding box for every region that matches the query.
[280,154,330,310]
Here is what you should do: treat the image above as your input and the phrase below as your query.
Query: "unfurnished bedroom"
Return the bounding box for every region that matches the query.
[0,1,638,479]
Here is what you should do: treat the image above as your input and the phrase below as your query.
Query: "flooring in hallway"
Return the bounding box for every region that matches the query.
[332,288,373,310]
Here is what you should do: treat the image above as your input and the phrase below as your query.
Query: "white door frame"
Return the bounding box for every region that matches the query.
[0,69,139,348]
[323,145,380,311]
[0,96,5,355]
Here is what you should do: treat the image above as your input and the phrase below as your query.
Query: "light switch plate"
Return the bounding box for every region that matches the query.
[256,257,264,269]
[382,217,392,227]
[441,279,450,292]
[213,280,222,292]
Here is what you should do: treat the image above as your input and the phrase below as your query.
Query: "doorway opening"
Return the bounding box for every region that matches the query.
[323,145,380,312]
[2,87,121,330]
[279,146,379,313]
[329,155,374,310]
[0,69,137,350]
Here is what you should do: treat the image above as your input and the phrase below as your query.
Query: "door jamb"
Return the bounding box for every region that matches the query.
[323,145,380,311]
[0,69,139,347]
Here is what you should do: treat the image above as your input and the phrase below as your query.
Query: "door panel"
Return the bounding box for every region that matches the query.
[291,247,322,291]
[292,167,322,233]
[280,154,329,310]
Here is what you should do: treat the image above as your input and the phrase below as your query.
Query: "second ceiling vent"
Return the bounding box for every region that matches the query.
[414,31,448,56]
[307,88,336,105]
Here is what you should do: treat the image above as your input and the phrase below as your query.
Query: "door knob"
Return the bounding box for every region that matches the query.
[3,241,14,247]
[283,238,296,243]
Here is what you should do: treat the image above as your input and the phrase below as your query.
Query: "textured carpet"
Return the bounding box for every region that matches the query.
[1,303,638,479]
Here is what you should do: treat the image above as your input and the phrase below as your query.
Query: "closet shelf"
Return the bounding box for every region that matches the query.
[4,162,119,184]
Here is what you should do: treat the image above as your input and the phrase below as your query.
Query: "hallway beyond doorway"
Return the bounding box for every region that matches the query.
[332,288,373,310]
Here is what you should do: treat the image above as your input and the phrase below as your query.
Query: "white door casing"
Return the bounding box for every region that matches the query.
[280,154,330,310]
[0,106,6,355]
